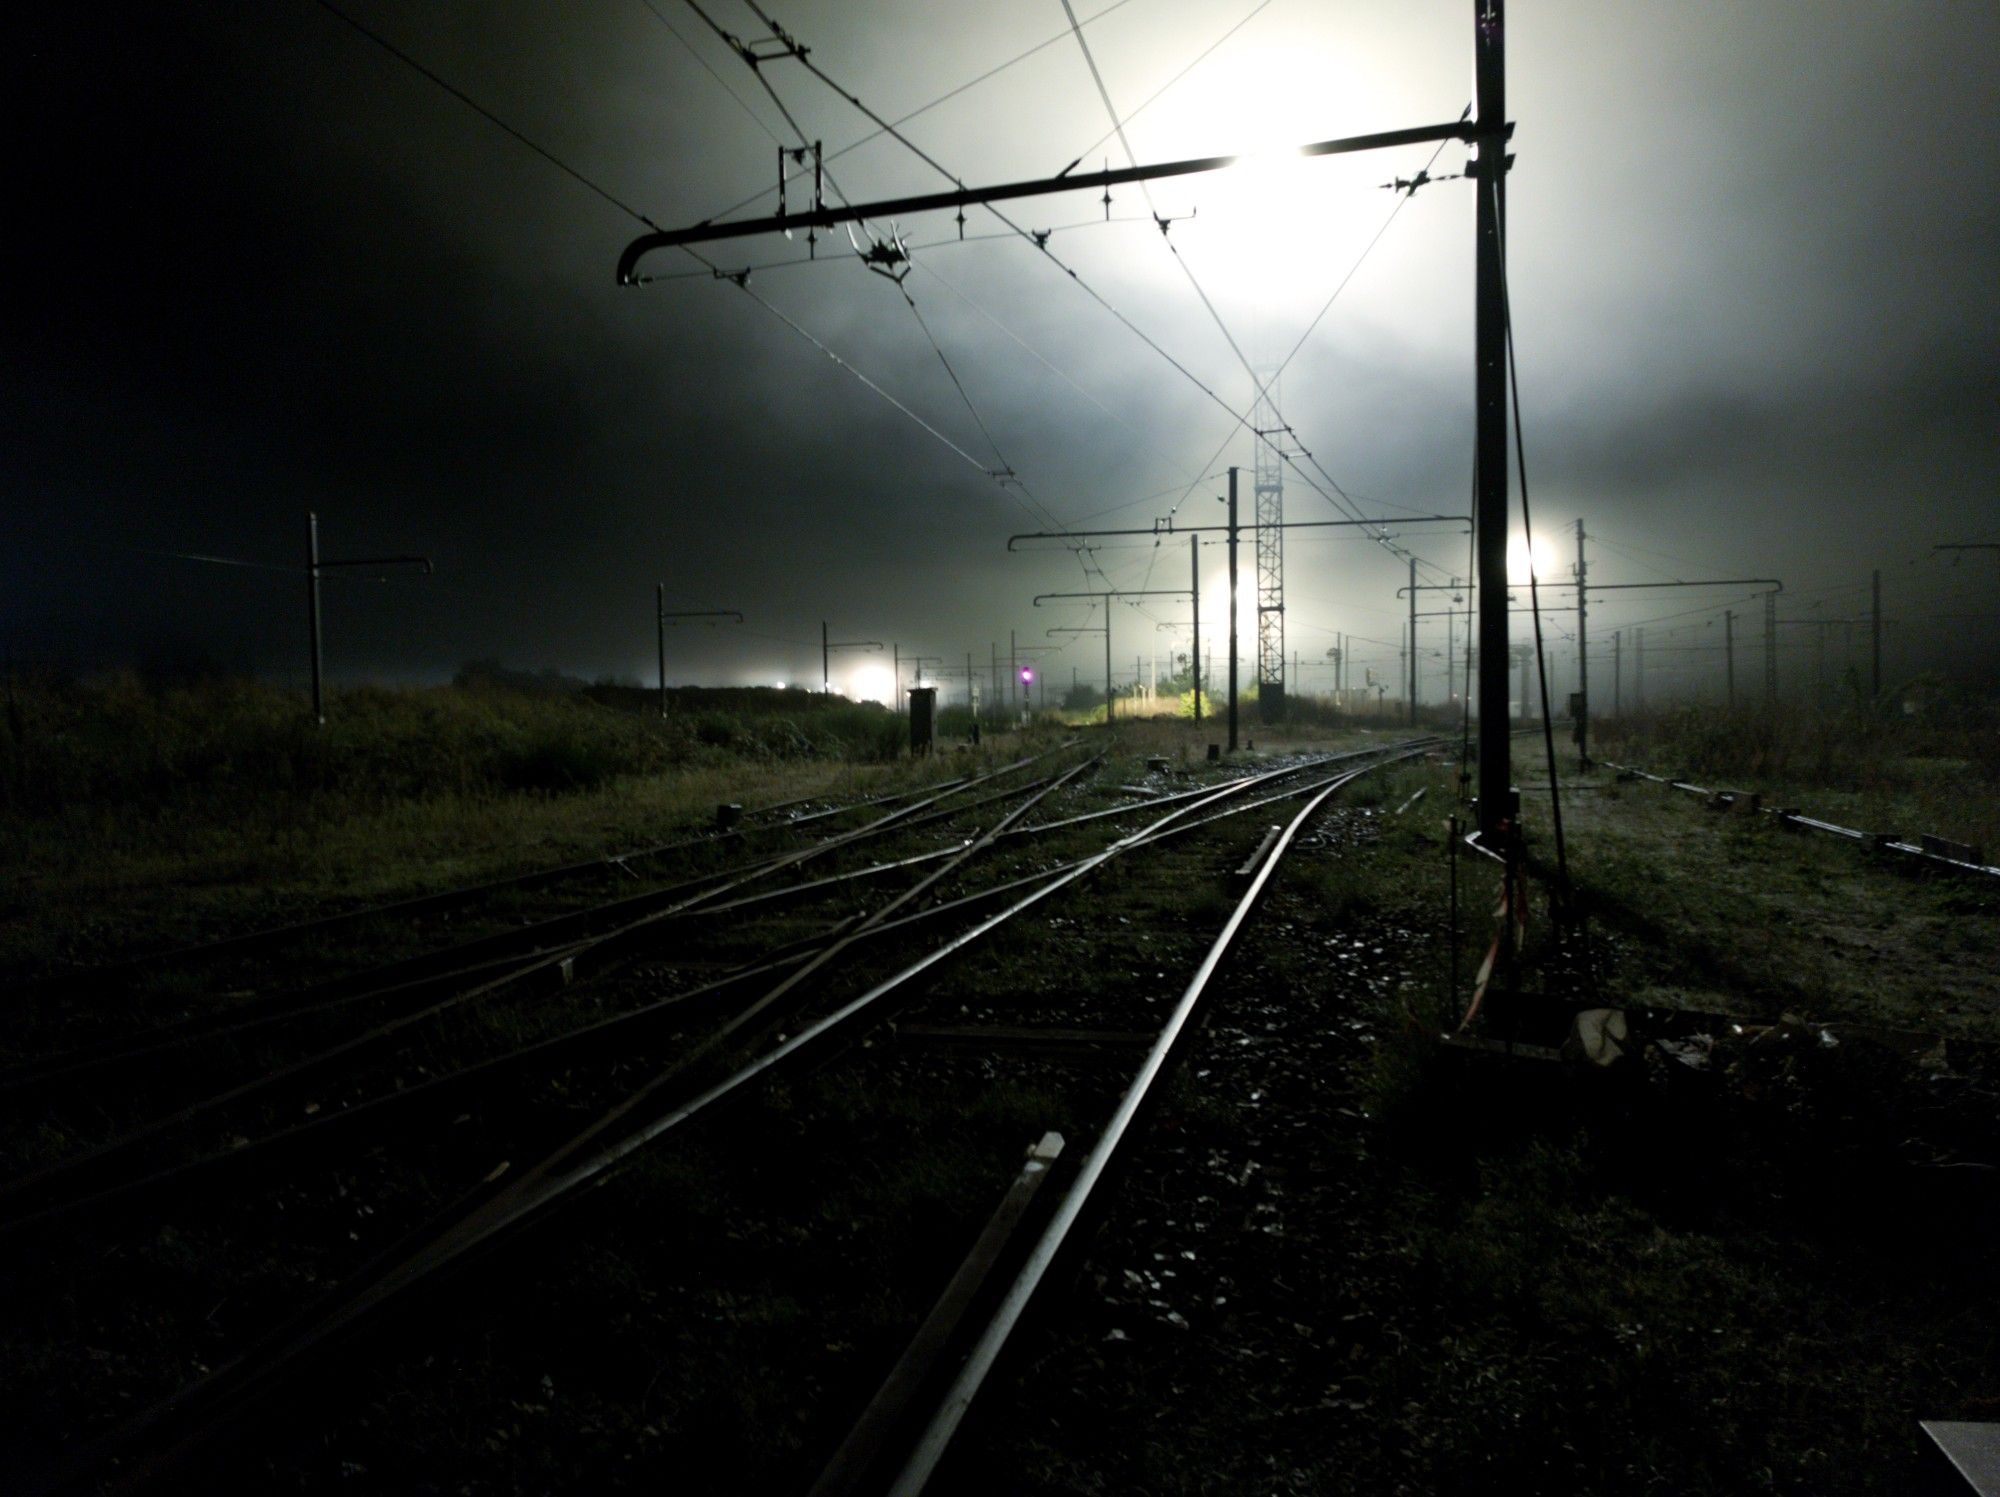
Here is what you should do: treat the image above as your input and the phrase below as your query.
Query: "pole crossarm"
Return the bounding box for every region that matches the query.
[1553,579,1783,595]
[1008,516,1465,552]
[617,119,1495,279]
[1033,589,1190,606]
[826,640,884,652]
[315,555,433,573]
[658,609,745,623]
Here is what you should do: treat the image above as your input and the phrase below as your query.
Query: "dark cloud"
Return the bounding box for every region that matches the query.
[6,1,1996,696]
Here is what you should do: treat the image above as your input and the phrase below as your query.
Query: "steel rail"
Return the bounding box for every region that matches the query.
[0,751,1080,1222]
[2,744,1367,1102]
[1,750,1439,1242]
[25,771,978,997]
[40,743,1432,1494]
[0,753,1067,1100]
[884,751,1423,1493]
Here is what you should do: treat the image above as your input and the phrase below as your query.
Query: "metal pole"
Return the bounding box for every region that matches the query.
[1764,591,1778,703]
[1190,535,1202,723]
[1408,556,1418,723]
[307,511,324,726]
[1724,609,1735,706]
[1636,626,1645,709]
[1473,0,1511,834]
[1574,522,1589,762]
[1010,629,1018,721]
[893,644,900,714]
[1871,569,1882,698]
[1227,466,1239,752]
[822,621,830,695]
[1104,608,1114,726]
[657,583,668,718]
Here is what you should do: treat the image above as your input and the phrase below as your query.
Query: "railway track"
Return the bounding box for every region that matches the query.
[2,735,1438,1494]
[2,754,1070,1075]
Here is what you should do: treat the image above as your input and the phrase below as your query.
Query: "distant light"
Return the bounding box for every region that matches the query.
[1019,667,1034,682]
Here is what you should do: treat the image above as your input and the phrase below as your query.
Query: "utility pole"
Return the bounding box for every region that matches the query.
[1573,521,1589,763]
[1408,555,1418,723]
[1764,591,1778,703]
[1190,535,1202,723]
[821,626,884,696]
[1472,0,1513,834]
[1010,629,1017,720]
[304,512,431,727]
[1228,466,1240,752]
[1036,589,1193,727]
[1871,569,1882,699]
[307,513,323,726]
[656,594,743,716]
[1724,608,1735,707]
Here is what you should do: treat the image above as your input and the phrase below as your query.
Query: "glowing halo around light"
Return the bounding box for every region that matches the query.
[851,664,896,705]
[1507,533,1558,584]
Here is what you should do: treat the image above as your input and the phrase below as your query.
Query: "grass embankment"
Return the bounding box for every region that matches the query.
[0,675,933,973]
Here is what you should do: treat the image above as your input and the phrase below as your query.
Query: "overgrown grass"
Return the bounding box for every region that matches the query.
[0,675,908,819]
[0,675,943,974]
[1591,695,2000,852]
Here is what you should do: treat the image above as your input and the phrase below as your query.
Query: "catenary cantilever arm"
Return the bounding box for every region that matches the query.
[618,119,1494,281]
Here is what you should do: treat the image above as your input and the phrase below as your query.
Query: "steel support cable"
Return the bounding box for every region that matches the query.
[1492,176,1570,897]
[685,0,1144,230]
[688,3,1083,543]
[1058,2,1444,571]
[1069,0,1276,164]
[887,746,1433,1494]
[705,8,1173,572]
[8,747,1420,1247]
[308,0,666,232]
[303,0,991,516]
[727,1,1269,514]
[636,0,786,143]
[0,749,1072,1224]
[913,257,1203,491]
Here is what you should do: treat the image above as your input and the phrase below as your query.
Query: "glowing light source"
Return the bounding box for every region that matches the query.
[1507,533,1558,584]
[851,664,895,704]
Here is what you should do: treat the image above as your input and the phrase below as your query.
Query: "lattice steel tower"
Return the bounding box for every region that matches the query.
[1252,369,1288,720]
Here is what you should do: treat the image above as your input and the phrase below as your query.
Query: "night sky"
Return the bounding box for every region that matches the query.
[8,1,1997,702]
